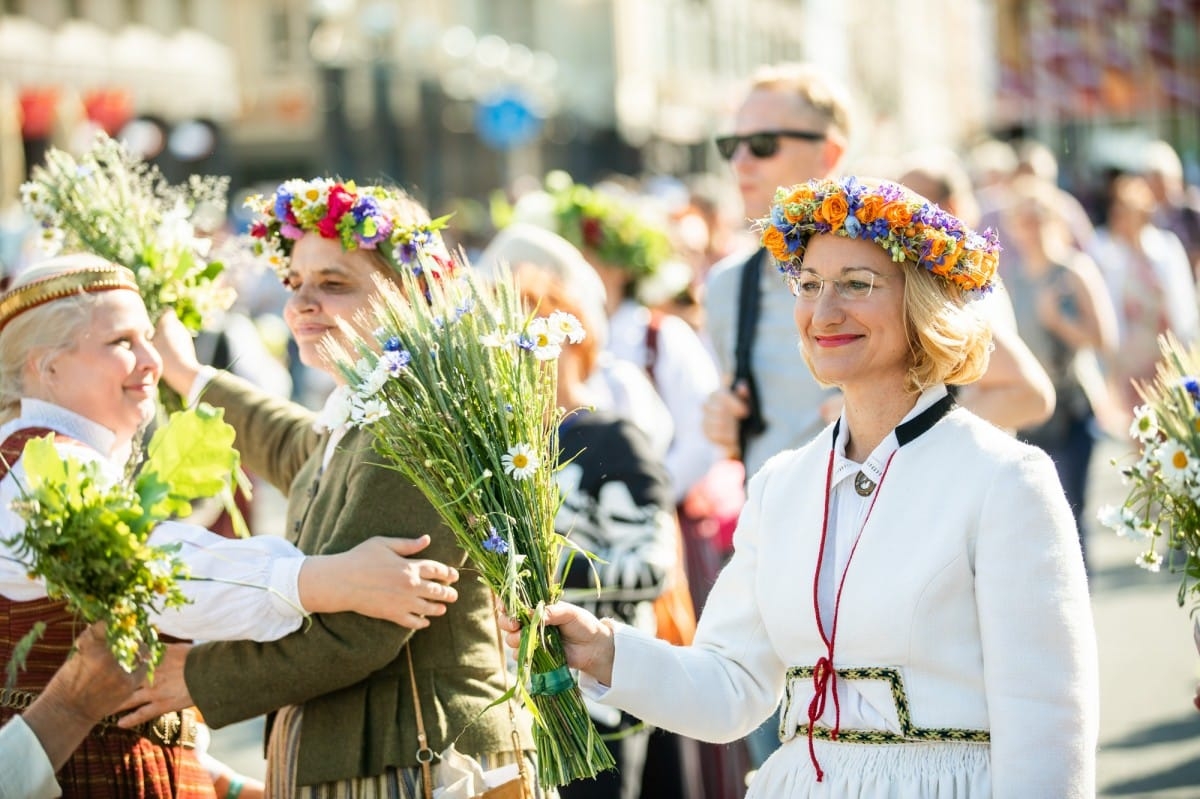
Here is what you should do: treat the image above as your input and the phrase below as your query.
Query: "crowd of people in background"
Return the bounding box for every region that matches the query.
[2,56,1200,799]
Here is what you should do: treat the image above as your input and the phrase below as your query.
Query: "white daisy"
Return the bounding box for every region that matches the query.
[1129,405,1159,443]
[350,397,390,425]
[1155,440,1196,489]
[34,225,65,256]
[357,363,389,397]
[1097,504,1135,533]
[1131,519,1156,540]
[546,311,585,344]
[502,443,540,480]
[525,319,561,360]
[1135,549,1163,572]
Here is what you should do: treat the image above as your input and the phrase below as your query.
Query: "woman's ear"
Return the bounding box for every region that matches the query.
[22,348,53,392]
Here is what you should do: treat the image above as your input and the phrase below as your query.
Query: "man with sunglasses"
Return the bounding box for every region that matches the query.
[702,63,852,485]
[697,63,853,784]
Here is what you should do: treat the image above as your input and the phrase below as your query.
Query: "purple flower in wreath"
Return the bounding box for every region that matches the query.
[352,196,392,247]
[273,189,295,224]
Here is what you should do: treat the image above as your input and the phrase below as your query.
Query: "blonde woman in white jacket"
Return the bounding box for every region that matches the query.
[503,177,1099,798]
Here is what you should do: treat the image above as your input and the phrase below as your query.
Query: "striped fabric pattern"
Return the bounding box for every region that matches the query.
[0,596,216,798]
[266,705,552,799]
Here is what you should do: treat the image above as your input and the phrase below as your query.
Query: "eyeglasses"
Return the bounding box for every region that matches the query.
[786,271,878,301]
[714,129,827,160]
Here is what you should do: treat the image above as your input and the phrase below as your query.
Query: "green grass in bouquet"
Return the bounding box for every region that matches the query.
[1100,332,1200,612]
[322,261,615,787]
[19,132,234,413]
[3,405,245,685]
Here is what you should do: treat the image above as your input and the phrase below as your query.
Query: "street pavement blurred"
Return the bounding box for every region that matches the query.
[209,436,1200,796]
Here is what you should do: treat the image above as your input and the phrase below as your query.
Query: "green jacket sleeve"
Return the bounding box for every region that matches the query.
[200,371,320,493]
[183,427,465,726]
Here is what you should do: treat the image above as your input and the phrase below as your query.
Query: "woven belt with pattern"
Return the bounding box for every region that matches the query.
[780,665,991,745]
[0,687,198,749]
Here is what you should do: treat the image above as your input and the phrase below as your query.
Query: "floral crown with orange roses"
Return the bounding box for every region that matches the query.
[758,176,1000,292]
[245,178,454,280]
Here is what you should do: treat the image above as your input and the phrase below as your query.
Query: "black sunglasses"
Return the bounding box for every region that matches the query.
[714,129,827,160]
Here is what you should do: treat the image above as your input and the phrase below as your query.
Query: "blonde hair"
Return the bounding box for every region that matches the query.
[903,269,992,391]
[749,62,853,141]
[0,254,126,424]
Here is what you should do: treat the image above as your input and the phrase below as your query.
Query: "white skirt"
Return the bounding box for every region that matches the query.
[748,737,991,798]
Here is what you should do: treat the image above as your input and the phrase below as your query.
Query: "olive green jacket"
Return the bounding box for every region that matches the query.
[184,373,532,786]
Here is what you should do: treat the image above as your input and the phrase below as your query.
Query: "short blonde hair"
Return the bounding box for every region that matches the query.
[749,62,853,141]
[904,268,992,391]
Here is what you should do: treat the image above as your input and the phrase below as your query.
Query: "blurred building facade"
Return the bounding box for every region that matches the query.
[0,0,1195,216]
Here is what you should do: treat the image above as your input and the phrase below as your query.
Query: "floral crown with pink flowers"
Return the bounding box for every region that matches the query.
[758,176,1000,292]
[245,178,454,280]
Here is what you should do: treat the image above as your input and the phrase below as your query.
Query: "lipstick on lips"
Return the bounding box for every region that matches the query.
[814,334,861,347]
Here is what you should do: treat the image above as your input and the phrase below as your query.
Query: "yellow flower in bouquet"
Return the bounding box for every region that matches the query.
[1100,333,1200,608]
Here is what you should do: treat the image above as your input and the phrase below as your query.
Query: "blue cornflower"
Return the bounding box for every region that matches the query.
[380,349,411,376]
[482,528,509,554]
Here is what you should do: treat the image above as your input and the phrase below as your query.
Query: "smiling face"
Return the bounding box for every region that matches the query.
[283,234,391,376]
[792,234,910,396]
[35,290,161,442]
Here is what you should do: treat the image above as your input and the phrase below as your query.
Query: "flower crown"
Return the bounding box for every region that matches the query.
[542,173,672,279]
[245,178,454,280]
[759,176,1000,292]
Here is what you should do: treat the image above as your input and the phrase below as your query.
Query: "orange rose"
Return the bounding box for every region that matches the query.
[784,186,815,206]
[855,195,885,224]
[761,225,790,260]
[939,243,962,272]
[815,193,849,231]
[882,202,913,229]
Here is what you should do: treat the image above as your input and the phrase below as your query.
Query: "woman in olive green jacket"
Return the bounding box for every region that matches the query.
[120,181,536,797]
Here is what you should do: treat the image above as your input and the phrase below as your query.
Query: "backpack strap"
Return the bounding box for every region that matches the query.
[733,249,767,460]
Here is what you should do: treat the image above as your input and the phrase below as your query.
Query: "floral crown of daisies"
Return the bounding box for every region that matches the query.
[543,173,672,279]
[759,176,1000,292]
[245,178,454,279]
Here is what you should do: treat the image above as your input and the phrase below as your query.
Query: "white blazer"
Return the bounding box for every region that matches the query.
[598,406,1099,798]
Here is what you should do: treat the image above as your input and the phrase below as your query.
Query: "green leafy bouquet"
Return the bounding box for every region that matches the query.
[321,261,615,787]
[4,405,245,683]
[19,132,233,333]
[1100,333,1200,612]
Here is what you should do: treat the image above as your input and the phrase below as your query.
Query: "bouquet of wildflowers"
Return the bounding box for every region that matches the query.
[322,259,615,787]
[19,132,234,333]
[1100,333,1200,611]
[3,406,245,683]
